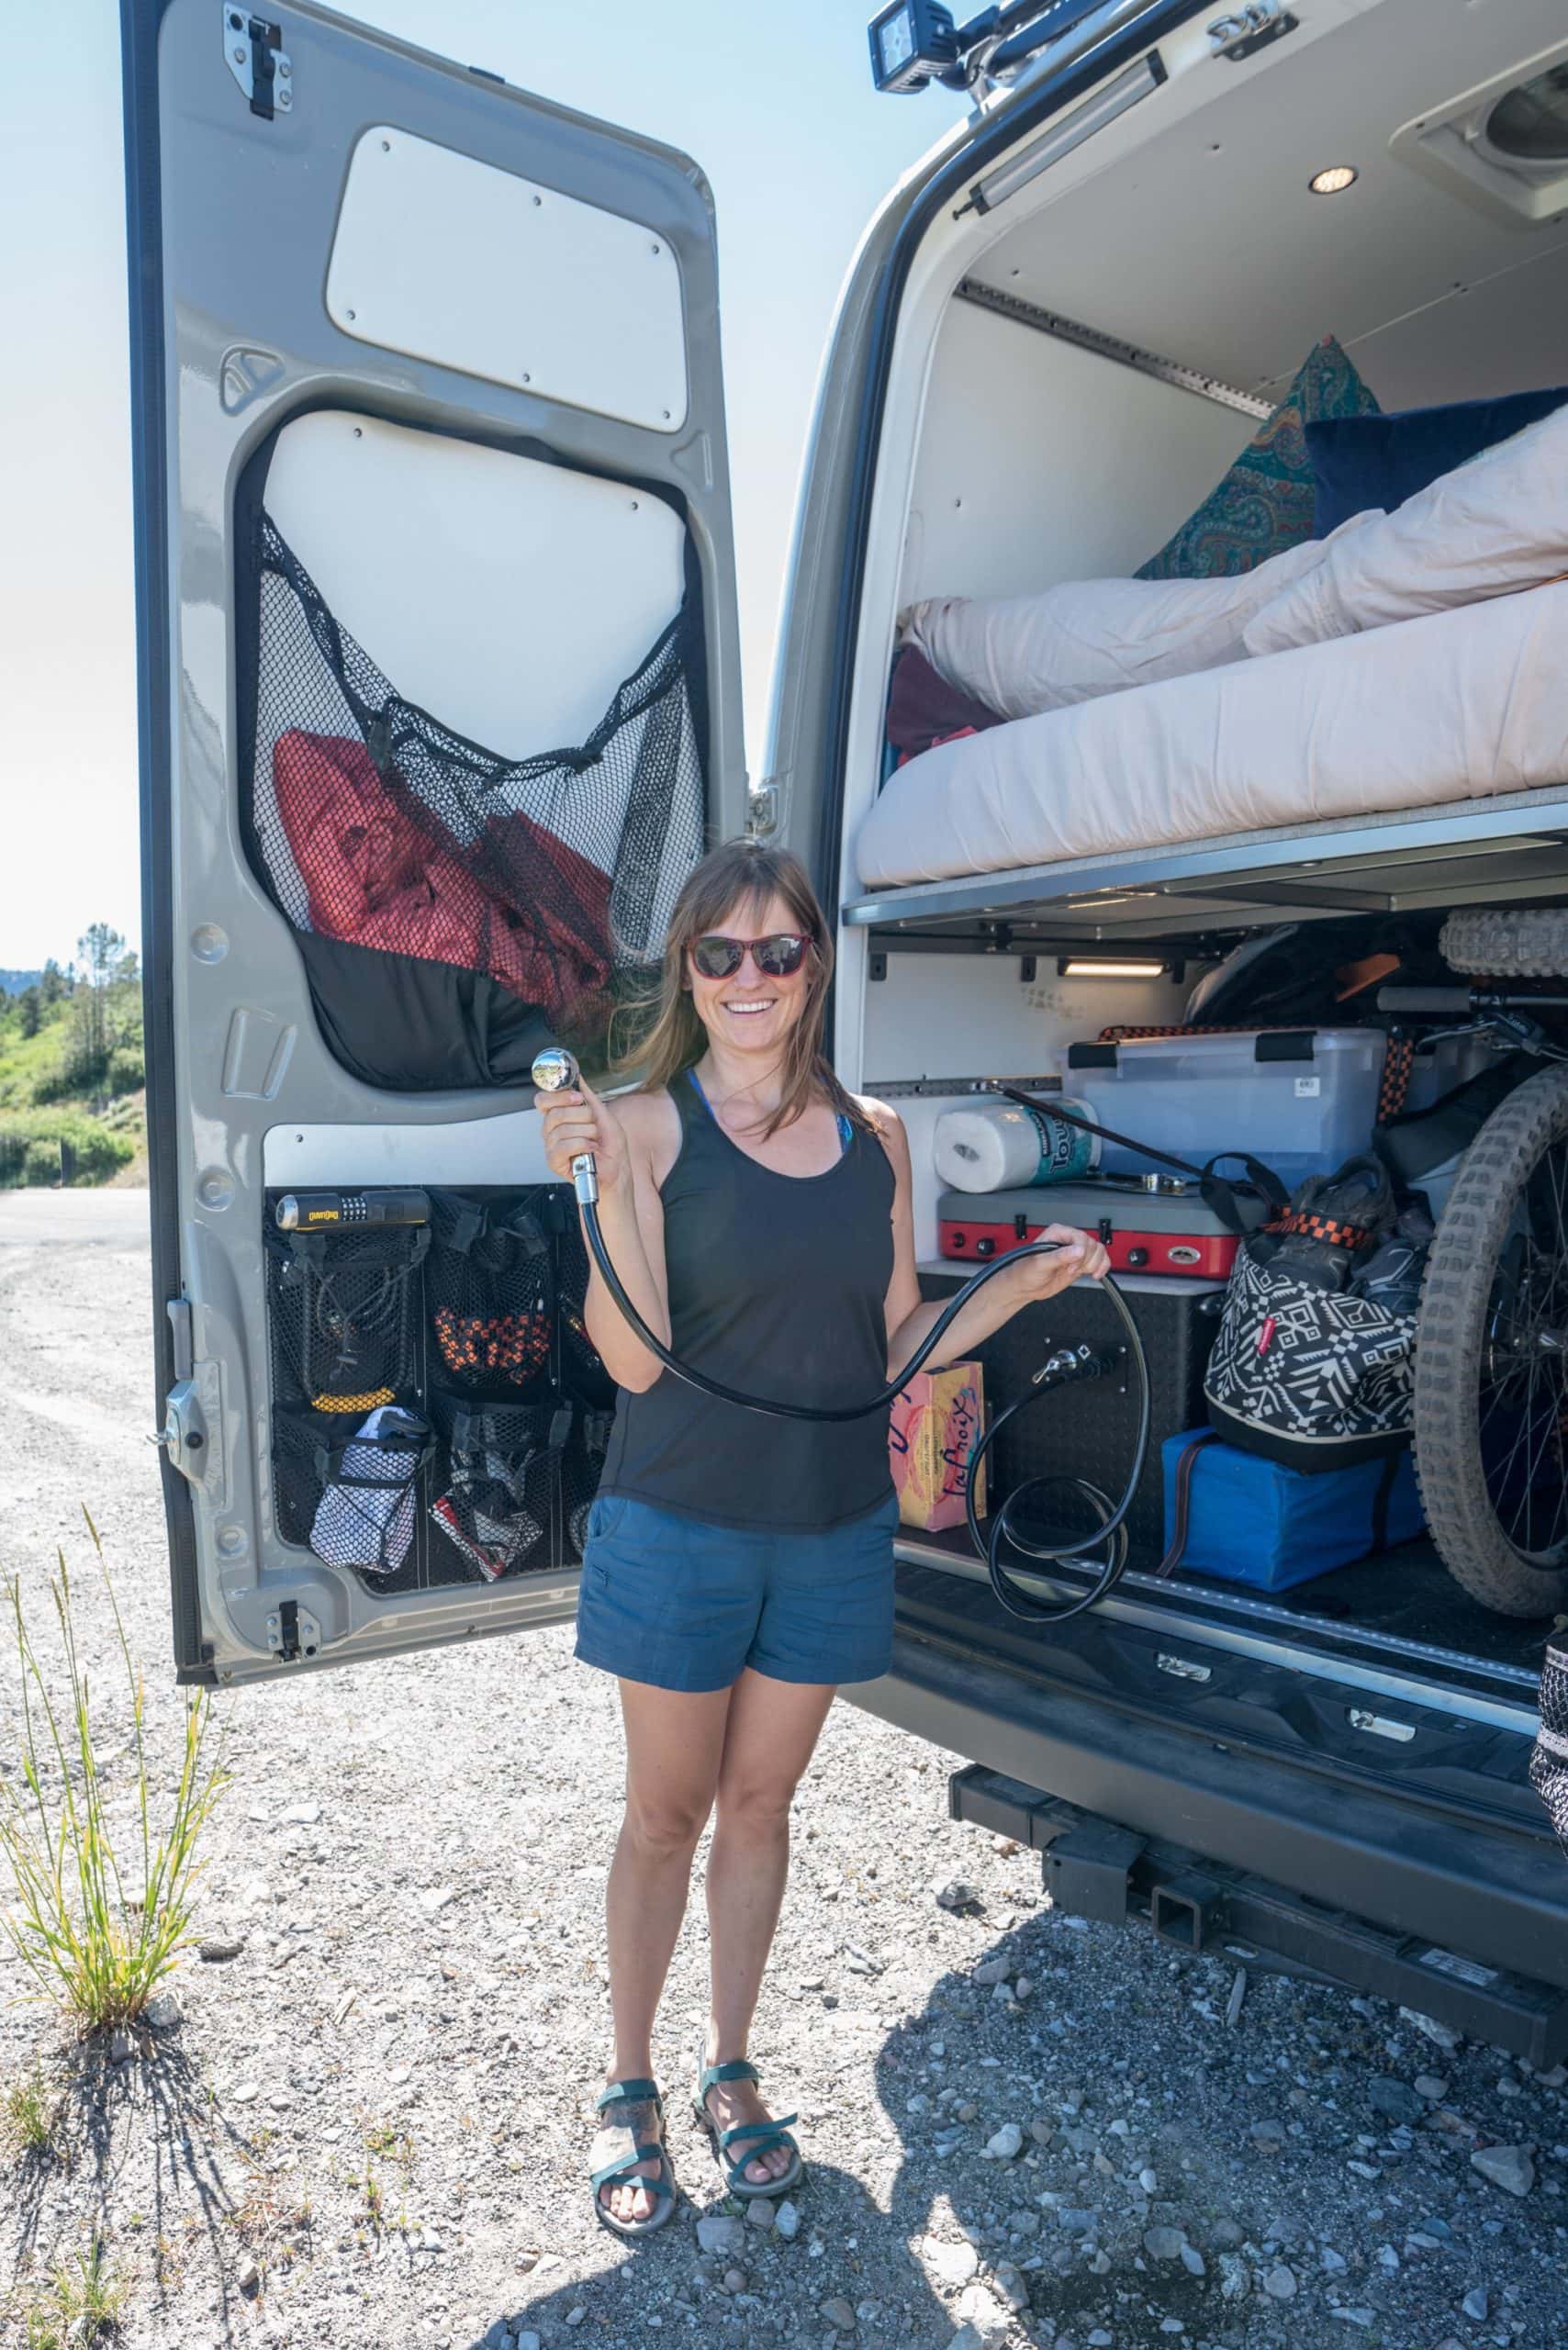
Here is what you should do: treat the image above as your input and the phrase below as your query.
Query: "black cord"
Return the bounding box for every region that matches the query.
[578,1204,1152,1625]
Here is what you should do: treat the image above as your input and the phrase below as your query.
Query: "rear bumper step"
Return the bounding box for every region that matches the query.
[853,1624,1568,2019]
[948,1764,1568,2067]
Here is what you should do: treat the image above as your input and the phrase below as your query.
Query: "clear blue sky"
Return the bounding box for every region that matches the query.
[0,2,961,971]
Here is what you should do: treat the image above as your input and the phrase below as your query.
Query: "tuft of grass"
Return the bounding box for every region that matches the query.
[3,2070,54,2155]
[364,2120,414,2165]
[0,1514,229,2034]
[21,2235,127,2347]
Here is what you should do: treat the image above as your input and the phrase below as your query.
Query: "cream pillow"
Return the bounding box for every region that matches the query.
[898,512,1377,720]
[1243,401,1568,656]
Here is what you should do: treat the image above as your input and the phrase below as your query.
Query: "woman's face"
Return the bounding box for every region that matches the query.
[686,890,814,1062]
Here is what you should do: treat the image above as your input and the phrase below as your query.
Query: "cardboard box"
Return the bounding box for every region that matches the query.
[889,1361,986,1532]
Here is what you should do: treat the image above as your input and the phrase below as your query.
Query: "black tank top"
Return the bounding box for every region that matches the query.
[598,1070,897,1530]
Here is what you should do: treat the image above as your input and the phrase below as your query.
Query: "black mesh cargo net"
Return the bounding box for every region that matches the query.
[241,507,705,1091]
[266,1184,620,1595]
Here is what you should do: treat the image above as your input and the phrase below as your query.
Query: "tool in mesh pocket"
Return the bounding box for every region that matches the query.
[309,1404,432,1576]
[268,1224,429,1409]
[430,1400,572,1583]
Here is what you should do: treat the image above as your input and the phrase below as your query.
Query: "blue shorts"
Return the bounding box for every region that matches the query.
[575,1491,899,1694]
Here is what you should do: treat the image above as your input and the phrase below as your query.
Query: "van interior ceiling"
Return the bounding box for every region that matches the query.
[824,0,1568,1704]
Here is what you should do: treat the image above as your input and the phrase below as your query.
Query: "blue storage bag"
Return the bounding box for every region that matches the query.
[1161,1430,1424,1591]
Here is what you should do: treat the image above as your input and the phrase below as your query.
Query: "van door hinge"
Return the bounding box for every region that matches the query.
[266,1599,322,1665]
[1207,3,1297,62]
[222,7,293,118]
[746,778,781,840]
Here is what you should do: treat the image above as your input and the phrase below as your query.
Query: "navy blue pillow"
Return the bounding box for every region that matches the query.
[1308,386,1568,535]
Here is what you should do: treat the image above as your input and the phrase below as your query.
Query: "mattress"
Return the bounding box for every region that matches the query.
[856,578,1568,891]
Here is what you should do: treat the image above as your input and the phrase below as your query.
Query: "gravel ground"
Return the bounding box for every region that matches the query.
[1,1192,1565,2350]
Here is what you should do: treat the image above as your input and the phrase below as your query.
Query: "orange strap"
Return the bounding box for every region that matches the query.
[1263,1210,1372,1249]
[1097,1023,1315,1043]
[1377,1030,1415,1125]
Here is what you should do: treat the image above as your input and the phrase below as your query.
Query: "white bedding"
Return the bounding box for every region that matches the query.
[856,578,1568,891]
[898,512,1373,718]
[1244,400,1568,655]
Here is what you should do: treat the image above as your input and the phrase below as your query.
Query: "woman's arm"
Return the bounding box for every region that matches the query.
[535,1081,673,1393]
[871,1102,1110,1382]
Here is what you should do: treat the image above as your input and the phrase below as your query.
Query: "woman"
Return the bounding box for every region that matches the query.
[536,840,1108,2236]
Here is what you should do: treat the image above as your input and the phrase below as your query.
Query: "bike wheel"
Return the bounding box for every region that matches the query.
[1415,1063,1568,1617]
[1440,907,1568,979]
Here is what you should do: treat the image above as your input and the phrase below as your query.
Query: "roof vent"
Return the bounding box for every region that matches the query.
[1391,44,1568,227]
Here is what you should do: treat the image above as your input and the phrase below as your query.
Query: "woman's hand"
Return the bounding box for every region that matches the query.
[534,1077,630,1195]
[1003,1223,1110,1304]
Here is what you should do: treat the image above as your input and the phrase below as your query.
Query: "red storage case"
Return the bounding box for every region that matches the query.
[937,1176,1272,1281]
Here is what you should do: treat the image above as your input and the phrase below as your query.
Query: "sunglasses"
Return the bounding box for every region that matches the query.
[689,932,812,980]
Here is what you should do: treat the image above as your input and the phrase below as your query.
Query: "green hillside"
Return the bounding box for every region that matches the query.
[0,932,146,1187]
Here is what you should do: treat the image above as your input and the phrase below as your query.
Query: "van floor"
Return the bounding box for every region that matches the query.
[902,1528,1548,1698]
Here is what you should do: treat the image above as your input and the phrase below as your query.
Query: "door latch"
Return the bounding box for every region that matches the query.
[149,1299,226,1504]
[1207,3,1297,62]
[222,7,293,118]
[746,778,781,840]
[147,1384,208,1477]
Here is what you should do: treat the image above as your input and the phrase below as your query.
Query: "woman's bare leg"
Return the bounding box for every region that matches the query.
[702,1670,836,2186]
[600,1677,731,2223]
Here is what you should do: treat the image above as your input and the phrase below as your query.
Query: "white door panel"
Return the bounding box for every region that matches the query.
[265,412,688,756]
[326,126,689,431]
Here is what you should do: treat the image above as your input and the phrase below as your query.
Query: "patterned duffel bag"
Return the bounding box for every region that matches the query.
[1204,1157,1431,1474]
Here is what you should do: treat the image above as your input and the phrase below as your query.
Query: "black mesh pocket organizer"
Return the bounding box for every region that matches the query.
[274,1404,432,1587]
[428,1192,555,1393]
[238,493,706,1092]
[428,1395,571,1583]
[266,1224,430,1411]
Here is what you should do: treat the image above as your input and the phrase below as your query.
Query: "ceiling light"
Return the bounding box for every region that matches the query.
[1308,163,1358,195]
[1058,957,1169,979]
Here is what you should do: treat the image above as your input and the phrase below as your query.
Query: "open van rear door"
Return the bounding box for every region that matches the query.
[122,0,744,1684]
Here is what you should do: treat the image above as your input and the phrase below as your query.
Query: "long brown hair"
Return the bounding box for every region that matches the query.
[611,840,871,1142]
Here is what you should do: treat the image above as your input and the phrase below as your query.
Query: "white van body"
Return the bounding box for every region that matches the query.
[124,0,1568,2052]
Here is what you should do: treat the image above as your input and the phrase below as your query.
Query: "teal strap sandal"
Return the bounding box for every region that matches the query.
[692,2057,804,2199]
[589,2076,678,2238]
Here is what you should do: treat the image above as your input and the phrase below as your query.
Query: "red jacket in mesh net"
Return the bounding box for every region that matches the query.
[273,729,613,1024]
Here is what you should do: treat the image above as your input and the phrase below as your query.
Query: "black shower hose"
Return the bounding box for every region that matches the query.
[576,1199,1152,1628]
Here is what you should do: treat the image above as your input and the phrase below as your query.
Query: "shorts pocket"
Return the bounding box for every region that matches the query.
[587,1493,631,1549]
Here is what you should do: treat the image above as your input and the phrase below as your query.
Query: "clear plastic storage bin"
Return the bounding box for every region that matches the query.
[1064,1029,1388,1189]
[1405,1028,1499,1113]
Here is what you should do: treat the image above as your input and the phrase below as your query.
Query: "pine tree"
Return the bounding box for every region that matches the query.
[66,926,129,1102]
